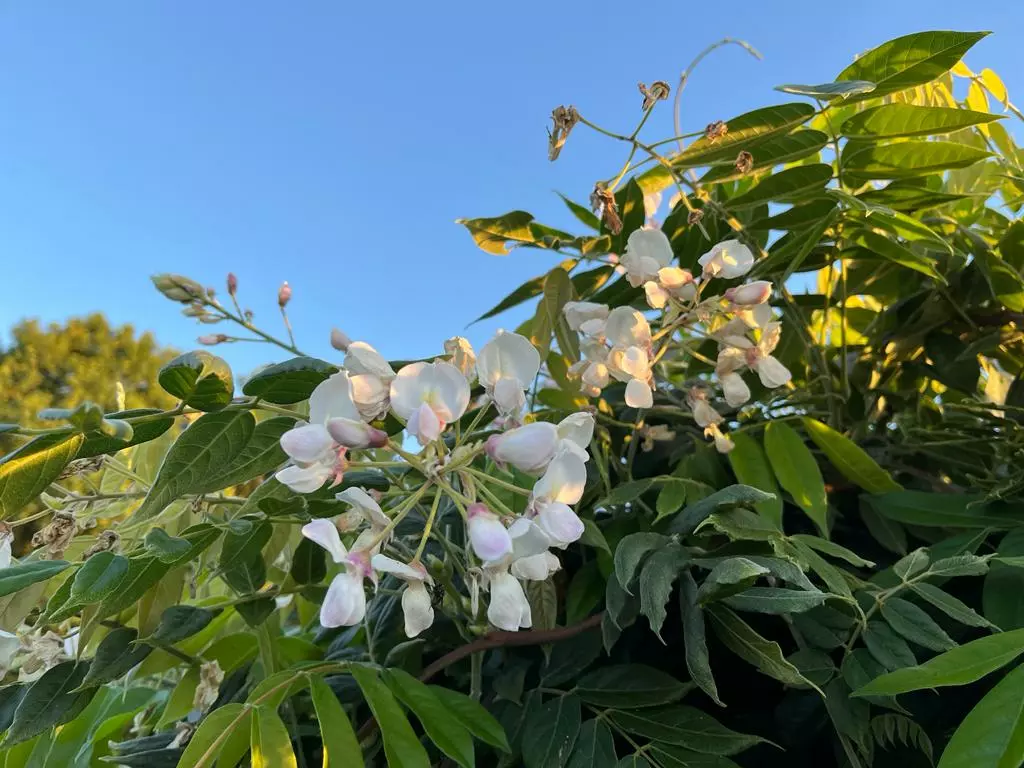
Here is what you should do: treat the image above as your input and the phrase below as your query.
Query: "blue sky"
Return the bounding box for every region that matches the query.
[0,2,1020,376]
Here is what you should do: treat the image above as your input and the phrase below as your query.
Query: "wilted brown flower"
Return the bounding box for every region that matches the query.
[57,456,104,480]
[547,105,579,162]
[82,530,119,560]
[590,184,622,235]
[641,424,677,452]
[735,150,754,174]
[193,660,224,713]
[638,81,671,111]
[17,631,65,683]
[687,209,705,226]
[32,511,77,557]
[705,120,728,143]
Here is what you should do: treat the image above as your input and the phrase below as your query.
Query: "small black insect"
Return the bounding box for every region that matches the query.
[430,582,446,608]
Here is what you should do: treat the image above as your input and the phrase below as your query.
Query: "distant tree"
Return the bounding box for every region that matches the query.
[0,313,176,435]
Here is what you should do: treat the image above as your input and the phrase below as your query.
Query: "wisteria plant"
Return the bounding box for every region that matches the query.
[2,27,1024,768]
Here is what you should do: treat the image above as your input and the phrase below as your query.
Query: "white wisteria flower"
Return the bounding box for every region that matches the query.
[467,503,513,562]
[476,331,541,417]
[335,487,391,533]
[532,450,587,507]
[563,301,609,332]
[371,555,434,637]
[725,280,773,306]
[486,568,532,631]
[605,307,654,408]
[686,387,724,428]
[300,519,375,627]
[698,239,755,279]
[344,341,396,381]
[621,228,674,287]
[390,360,471,444]
[705,423,736,454]
[486,421,559,473]
[716,322,791,390]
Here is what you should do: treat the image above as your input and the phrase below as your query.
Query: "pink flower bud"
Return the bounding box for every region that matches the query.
[325,418,388,450]
[197,334,227,345]
[467,503,513,562]
[725,280,773,306]
[227,272,238,296]
[278,281,292,307]
[330,327,352,352]
[485,422,559,474]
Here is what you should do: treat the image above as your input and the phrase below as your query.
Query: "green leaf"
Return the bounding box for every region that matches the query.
[985,530,1024,630]
[614,533,669,593]
[580,519,612,556]
[558,193,601,230]
[383,668,474,768]
[530,266,577,360]
[655,480,688,522]
[753,198,838,232]
[775,80,876,99]
[251,705,297,768]
[158,351,234,411]
[724,587,827,615]
[523,693,581,768]
[3,661,93,745]
[144,605,216,645]
[937,662,1024,768]
[911,583,994,629]
[290,537,327,585]
[802,418,902,493]
[696,558,769,604]
[177,703,246,767]
[429,685,510,752]
[471,259,578,323]
[199,416,294,492]
[131,410,254,522]
[928,554,990,577]
[647,744,743,767]
[790,535,875,568]
[72,553,129,604]
[242,357,338,404]
[0,433,84,518]
[95,556,170,619]
[565,562,604,625]
[526,577,558,632]
[0,560,71,599]
[79,627,151,688]
[309,676,363,768]
[76,408,175,460]
[679,573,720,708]
[764,422,828,536]
[853,207,953,254]
[608,706,765,755]
[880,597,956,651]
[976,249,1024,312]
[892,548,930,580]
[726,164,833,209]
[726,434,783,528]
[866,491,1024,529]
[576,665,688,709]
[835,30,989,102]
[702,131,829,185]
[666,485,776,536]
[843,140,991,180]
[863,621,917,670]
[219,519,271,593]
[566,719,616,768]
[707,606,806,686]
[639,545,690,637]
[542,629,603,688]
[457,211,542,255]
[790,648,837,686]
[841,104,1003,139]
[351,666,429,768]
[855,627,1024,696]
[143,528,194,563]
[852,231,943,281]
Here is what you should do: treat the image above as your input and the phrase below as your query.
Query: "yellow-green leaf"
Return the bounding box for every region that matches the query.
[251,705,297,768]
[802,418,901,493]
[764,422,828,537]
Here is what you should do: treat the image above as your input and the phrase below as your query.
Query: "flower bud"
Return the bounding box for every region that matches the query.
[725,280,773,306]
[467,503,513,562]
[278,281,292,308]
[325,418,388,450]
[152,274,206,303]
[330,327,352,352]
[197,334,228,345]
[486,422,559,473]
[535,501,585,547]
[227,272,238,296]
[444,336,477,379]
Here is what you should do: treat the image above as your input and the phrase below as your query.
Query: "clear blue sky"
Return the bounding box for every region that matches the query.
[1,2,1020,376]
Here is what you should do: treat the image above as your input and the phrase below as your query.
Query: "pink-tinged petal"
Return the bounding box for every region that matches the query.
[407,402,442,445]
[276,463,332,494]
[486,422,559,473]
[487,571,532,631]
[511,552,561,581]
[468,504,513,562]
[310,372,362,424]
[301,519,348,563]
[492,376,526,416]
[476,331,541,390]
[344,342,395,380]
[557,413,594,458]
[508,517,552,561]
[725,280,773,306]
[755,355,792,388]
[533,451,587,505]
[625,378,654,409]
[350,374,390,421]
[432,361,471,421]
[320,572,367,628]
[371,554,428,582]
[388,362,430,419]
[534,502,585,548]
[401,581,435,638]
[326,417,388,450]
[336,487,390,530]
[279,424,333,463]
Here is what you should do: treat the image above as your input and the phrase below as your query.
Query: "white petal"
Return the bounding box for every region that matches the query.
[721,372,751,408]
[0,535,10,570]
[533,450,587,505]
[691,399,723,428]
[444,336,477,379]
[534,501,585,548]
[320,572,367,628]
[556,413,594,457]
[276,462,332,494]
[726,280,772,306]
[432,361,471,422]
[407,402,442,445]
[487,571,532,631]
[605,307,652,348]
[476,331,541,390]
[336,487,390,530]
[581,362,609,390]
[372,554,428,582]
[756,355,792,388]
[644,281,669,309]
[301,519,348,563]
[626,228,673,269]
[344,342,395,380]
[326,417,388,449]
[350,374,390,421]
[492,376,527,416]
[279,424,333,464]
[563,301,609,332]
[508,517,553,560]
[389,362,430,419]
[468,506,513,562]
[716,346,749,376]
[511,552,561,581]
[486,422,559,473]
[401,582,435,637]
[0,629,19,669]
[310,372,363,424]
[658,266,693,291]
[625,378,654,408]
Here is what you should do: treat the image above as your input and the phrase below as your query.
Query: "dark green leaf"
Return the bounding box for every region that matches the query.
[429,685,510,753]
[3,661,93,745]
[75,408,175,460]
[158,351,234,412]
[647,743,742,767]
[866,491,1024,529]
[724,587,826,615]
[764,422,828,535]
[384,669,474,768]
[613,533,668,593]
[639,545,690,636]
[576,665,687,709]
[707,606,806,686]
[79,628,151,688]
[219,519,271,593]
[351,666,429,768]
[985,529,1024,630]
[696,558,769,604]
[609,706,765,755]
[565,562,605,625]
[242,357,338,404]
[775,80,876,99]
[566,719,616,768]
[558,193,601,230]
[143,528,193,563]
[753,198,838,231]
[176,703,246,767]
[852,231,943,281]
[0,560,72,599]
[523,694,581,768]
[790,535,875,568]
[144,605,216,646]
[911,583,993,629]
[251,705,297,768]
[72,553,129,604]
[96,557,170,619]
[702,131,829,185]
[309,676,363,768]
[863,620,917,670]
[290,537,327,585]
[542,629,603,688]
[880,597,955,651]
[726,434,782,528]
[789,648,837,686]
[0,433,84,518]
[666,485,776,536]
[937,662,1024,768]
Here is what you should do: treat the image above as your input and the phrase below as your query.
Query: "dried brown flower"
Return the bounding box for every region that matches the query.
[638,81,671,111]
[82,530,119,560]
[735,150,754,174]
[547,105,579,161]
[57,456,105,480]
[687,209,705,226]
[590,184,622,235]
[32,511,77,557]
[705,120,728,143]
[193,660,224,713]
